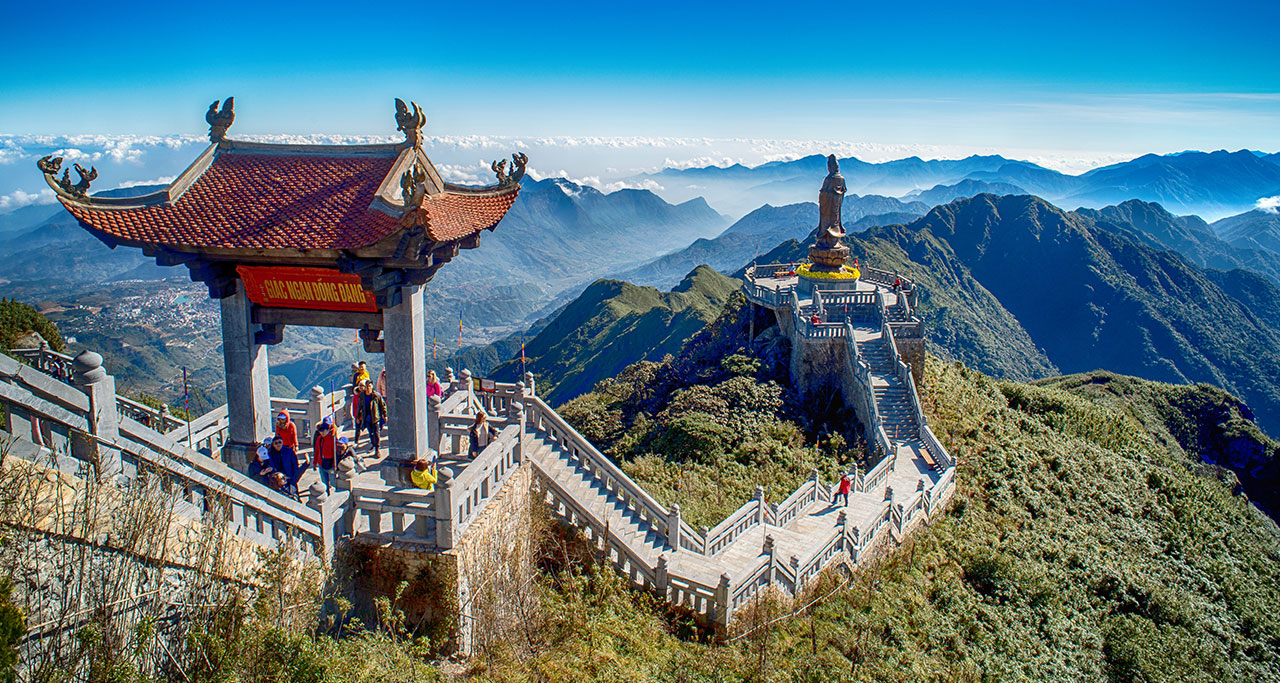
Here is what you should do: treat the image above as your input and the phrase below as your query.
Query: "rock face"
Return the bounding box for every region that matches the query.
[11,330,47,350]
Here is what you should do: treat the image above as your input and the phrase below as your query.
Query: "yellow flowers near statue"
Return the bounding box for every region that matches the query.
[797,263,861,280]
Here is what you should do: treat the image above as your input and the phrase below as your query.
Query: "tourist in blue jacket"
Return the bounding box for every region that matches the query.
[266,434,301,498]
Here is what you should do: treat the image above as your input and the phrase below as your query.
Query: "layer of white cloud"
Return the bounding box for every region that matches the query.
[0,188,56,211]
[1258,196,1280,214]
[0,131,1197,219]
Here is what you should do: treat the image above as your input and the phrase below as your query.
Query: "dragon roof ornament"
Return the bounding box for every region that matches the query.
[395,98,427,147]
[491,152,528,187]
[206,97,235,142]
[36,155,97,198]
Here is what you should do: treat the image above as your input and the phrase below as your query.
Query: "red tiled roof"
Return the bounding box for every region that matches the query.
[422,190,520,242]
[63,150,518,251]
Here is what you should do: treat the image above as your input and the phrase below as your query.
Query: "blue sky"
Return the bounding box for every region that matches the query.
[3,0,1278,148]
[1,0,1277,214]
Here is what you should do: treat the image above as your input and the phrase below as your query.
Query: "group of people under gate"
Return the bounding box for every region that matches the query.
[246,361,504,500]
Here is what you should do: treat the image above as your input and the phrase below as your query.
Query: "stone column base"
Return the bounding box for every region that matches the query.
[222,441,258,473]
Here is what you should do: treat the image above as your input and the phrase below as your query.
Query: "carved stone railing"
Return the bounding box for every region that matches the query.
[167,404,229,456]
[116,395,186,433]
[9,346,76,382]
[434,421,523,549]
[349,480,436,545]
[526,395,676,543]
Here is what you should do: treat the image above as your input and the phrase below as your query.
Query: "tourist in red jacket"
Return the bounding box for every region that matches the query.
[274,411,298,451]
[312,415,337,494]
[835,473,852,506]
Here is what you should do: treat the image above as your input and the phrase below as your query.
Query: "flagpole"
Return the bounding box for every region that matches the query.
[183,367,192,445]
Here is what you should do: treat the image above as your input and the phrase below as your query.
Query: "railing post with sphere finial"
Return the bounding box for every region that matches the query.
[71,351,122,478]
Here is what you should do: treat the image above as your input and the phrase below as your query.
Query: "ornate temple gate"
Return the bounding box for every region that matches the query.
[40,97,526,479]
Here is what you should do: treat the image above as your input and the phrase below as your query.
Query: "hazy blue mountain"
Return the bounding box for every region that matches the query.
[1076,200,1280,284]
[1212,209,1280,256]
[635,154,1025,216]
[615,194,931,290]
[1061,150,1280,217]
[756,194,1280,432]
[910,179,1026,205]
[0,202,63,235]
[638,150,1280,220]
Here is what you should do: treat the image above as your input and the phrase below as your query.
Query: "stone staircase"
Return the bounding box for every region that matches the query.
[528,432,670,565]
[860,335,922,444]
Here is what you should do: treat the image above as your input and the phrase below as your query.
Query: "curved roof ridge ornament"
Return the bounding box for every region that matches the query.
[491,152,528,187]
[394,98,426,147]
[400,159,429,210]
[37,155,97,198]
[206,97,235,142]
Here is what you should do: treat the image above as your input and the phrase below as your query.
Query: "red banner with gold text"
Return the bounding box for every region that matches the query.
[237,266,378,312]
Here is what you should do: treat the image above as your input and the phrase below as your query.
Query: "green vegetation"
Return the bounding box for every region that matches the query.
[491,265,741,406]
[1035,371,1280,519]
[456,352,1280,681]
[558,295,863,527]
[0,299,63,354]
[760,194,1280,433]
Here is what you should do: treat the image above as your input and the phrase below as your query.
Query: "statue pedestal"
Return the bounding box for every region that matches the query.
[808,244,849,269]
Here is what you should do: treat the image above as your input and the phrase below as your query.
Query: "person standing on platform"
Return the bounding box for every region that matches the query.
[835,473,852,507]
[274,410,298,452]
[355,361,370,386]
[312,415,337,494]
[347,362,361,424]
[355,381,386,457]
[468,411,497,459]
[376,368,388,427]
[426,369,443,400]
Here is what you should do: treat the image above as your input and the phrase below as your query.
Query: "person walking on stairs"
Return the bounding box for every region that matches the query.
[835,473,852,506]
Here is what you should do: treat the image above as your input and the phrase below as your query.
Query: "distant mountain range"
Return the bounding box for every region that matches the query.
[0,177,729,405]
[635,150,1280,220]
[753,194,1280,433]
[1212,209,1280,257]
[486,265,740,405]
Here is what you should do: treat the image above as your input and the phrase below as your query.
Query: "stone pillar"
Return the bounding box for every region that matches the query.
[513,402,525,463]
[427,394,442,453]
[307,386,325,435]
[667,503,682,552]
[220,279,271,469]
[72,351,121,479]
[524,371,535,398]
[435,469,455,549]
[715,574,732,628]
[382,285,428,483]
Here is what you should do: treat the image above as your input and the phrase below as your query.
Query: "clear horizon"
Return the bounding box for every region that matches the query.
[2,0,1278,215]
